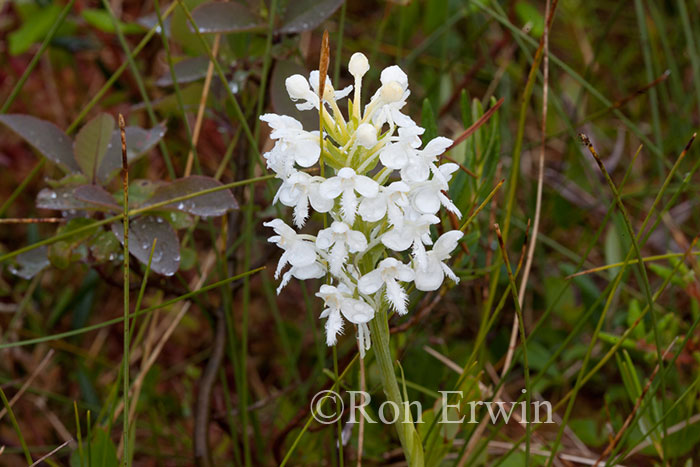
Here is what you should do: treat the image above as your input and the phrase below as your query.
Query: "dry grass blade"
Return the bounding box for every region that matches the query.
[0,350,54,421]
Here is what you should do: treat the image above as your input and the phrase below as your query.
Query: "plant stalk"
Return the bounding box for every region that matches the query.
[368,308,424,466]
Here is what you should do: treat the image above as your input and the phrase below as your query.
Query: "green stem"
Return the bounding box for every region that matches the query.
[368,308,424,467]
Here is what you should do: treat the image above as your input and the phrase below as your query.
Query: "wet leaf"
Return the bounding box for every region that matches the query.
[270,60,317,129]
[48,218,98,269]
[156,56,211,87]
[36,186,89,211]
[278,0,344,34]
[161,210,195,230]
[127,179,166,207]
[73,185,120,211]
[9,246,50,279]
[98,123,167,182]
[74,113,115,182]
[0,114,80,173]
[190,2,262,33]
[145,175,238,217]
[136,11,171,36]
[88,230,121,263]
[112,216,181,276]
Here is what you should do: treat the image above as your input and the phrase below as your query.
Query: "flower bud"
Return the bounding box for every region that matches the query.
[380,81,404,103]
[356,123,377,148]
[349,52,370,78]
[285,74,311,100]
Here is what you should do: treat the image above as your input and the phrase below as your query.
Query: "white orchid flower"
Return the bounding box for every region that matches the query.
[276,171,333,228]
[401,136,453,183]
[316,221,368,276]
[260,113,321,174]
[367,66,415,128]
[320,167,379,225]
[381,211,440,268]
[358,181,410,226]
[379,125,424,170]
[358,258,415,315]
[285,72,352,112]
[277,261,325,294]
[409,163,462,217]
[316,283,375,355]
[264,219,318,278]
[414,230,463,291]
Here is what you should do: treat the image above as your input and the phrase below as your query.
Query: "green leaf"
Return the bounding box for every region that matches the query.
[190,2,262,33]
[8,3,62,55]
[514,1,544,38]
[127,179,166,207]
[112,216,181,276]
[81,9,144,34]
[421,98,438,142]
[278,0,344,34]
[88,230,121,263]
[0,114,80,172]
[49,218,98,269]
[144,176,239,217]
[73,113,115,182]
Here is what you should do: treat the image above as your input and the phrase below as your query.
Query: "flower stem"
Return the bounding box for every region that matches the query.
[369,308,424,466]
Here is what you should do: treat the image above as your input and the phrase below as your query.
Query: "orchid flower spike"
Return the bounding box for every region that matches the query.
[262,52,468,356]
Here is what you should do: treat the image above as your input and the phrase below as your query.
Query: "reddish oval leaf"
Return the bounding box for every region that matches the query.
[112,216,181,276]
[73,185,120,211]
[190,2,262,33]
[0,114,80,173]
[98,123,167,182]
[145,175,239,217]
[278,0,344,34]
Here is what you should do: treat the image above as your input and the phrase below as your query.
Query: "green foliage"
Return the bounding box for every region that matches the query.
[1,0,700,465]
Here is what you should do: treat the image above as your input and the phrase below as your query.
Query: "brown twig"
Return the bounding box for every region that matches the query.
[445,97,504,153]
[0,218,65,224]
[194,309,226,467]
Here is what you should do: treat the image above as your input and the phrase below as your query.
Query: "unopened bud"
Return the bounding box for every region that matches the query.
[285,74,311,100]
[356,123,377,148]
[380,81,404,103]
[349,53,370,78]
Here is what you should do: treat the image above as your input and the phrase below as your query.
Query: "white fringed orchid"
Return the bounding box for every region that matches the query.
[316,284,375,356]
[358,258,415,315]
[316,221,367,276]
[263,53,464,355]
[414,231,464,291]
